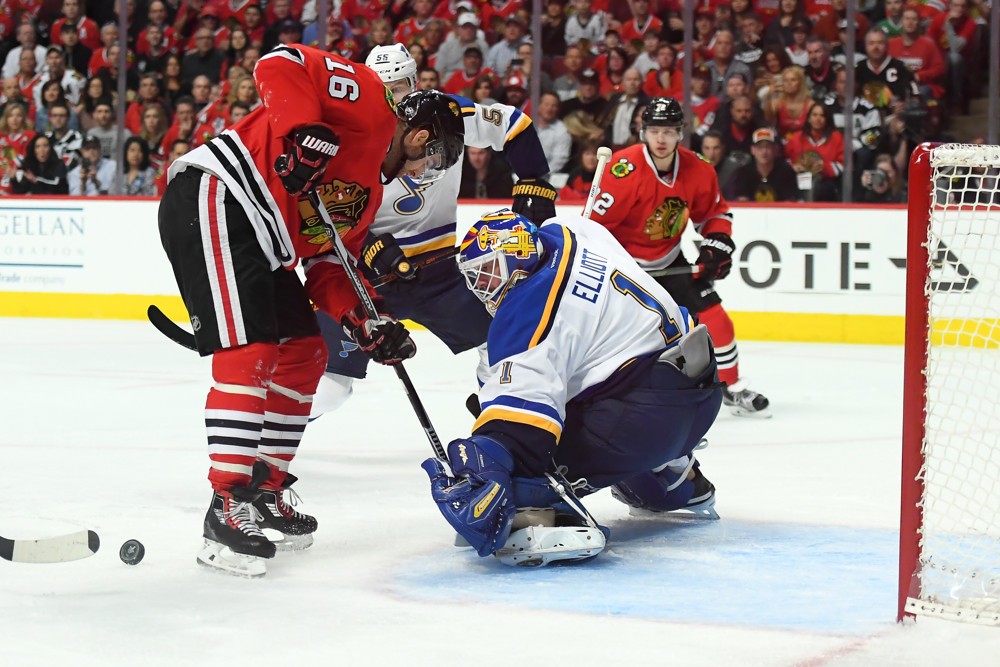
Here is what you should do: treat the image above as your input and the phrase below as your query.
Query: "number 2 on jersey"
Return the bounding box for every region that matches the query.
[324,58,359,101]
[610,270,682,345]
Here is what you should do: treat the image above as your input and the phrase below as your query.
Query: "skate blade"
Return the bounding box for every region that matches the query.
[494,526,606,567]
[263,530,314,552]
[196,540,268,577]
[628,500,720,521]
[727,404,772,419]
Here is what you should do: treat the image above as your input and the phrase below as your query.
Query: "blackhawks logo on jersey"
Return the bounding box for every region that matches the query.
[645,197,689,241]
[610,158,634,179]
[297,179,371,247]
[384,85,397,113]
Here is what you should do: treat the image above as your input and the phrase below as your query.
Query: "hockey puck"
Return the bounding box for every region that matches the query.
[119,539,145,565]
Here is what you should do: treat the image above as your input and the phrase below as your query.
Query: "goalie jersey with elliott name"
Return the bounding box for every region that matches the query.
[472,215,695,470]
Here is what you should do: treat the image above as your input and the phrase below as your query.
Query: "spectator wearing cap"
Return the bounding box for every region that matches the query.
[34,46,84,110]
[57,24,92,78]
[185,5,231,52]
[219,0,260,29]
[604,68,649,150]
[51,0,101,52]
[731,127,801,202]
[68,135,116,195]
[565,0,607,54]
[2,23,47,80]
[430,0,477,22]
[395,0,436,46]
[316,15,362,62]
[690,66,722,145]
[486,15,528,77]
[785,18,812,66]
[813,0,869,46]
[500,72,530,113]
[437,11,489,79]
[784,101,844,201]
[443,47,494,96]
[706,30,753,102]
[541,0,569,56]
[534,91,572,174]
[549,45,582,102]
[643,43,681,98]
[559,67,608,123]
[182,28,227,84]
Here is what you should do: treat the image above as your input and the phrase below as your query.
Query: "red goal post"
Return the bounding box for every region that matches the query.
[899,142,1000,625]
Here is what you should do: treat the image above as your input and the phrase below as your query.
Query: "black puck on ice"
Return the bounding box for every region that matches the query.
[119,539,145,565]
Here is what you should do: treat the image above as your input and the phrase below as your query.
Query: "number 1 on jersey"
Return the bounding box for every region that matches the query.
[324,58,359,101]
[610,270,682,345]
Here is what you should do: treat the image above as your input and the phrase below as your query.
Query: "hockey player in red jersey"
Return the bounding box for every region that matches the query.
[157,44,466,576]
[591,97,771,418]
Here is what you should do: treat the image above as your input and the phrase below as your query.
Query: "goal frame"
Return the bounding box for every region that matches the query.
[898,142,933,622]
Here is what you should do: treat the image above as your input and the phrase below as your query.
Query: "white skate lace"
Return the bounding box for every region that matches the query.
[227,500,266,537]
[278,488,303,517]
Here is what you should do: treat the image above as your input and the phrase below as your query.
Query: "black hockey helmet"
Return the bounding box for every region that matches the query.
[642,97,685,130]
[395,89,465,182]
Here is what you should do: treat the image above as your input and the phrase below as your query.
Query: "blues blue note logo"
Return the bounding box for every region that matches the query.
[393,176,434,215]
[339,340,360,358]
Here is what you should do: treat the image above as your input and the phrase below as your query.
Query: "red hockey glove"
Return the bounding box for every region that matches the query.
[344,312,416,365]
[274,124,340,196]
[696,232,735,280]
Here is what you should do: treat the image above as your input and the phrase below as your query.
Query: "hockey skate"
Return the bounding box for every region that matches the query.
[494,507,607,567]
[612,443,720,520]
[253,473,317,552]
[198,485,276,578]
[722,378,771,418]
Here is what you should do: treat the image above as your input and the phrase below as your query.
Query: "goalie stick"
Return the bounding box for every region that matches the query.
[0,529,100,564]
[306,189,447,461]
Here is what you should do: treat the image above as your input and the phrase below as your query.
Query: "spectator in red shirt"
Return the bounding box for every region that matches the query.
[599,46,628,97]
[154,138,190,196]
[643,43,681,98]
[927,0,979,112]
[784,101,844,201]
[889,7,946,99]
[125,74,163,135]
[620,0,663,45]
[184,6,231,52]
[137,1,178,57]
[443,47,492,96]
[243,4,266,48]
[395,0,436,46]
[51,0,101,52]
[159,96,215,156]
[0,101,36,195]
[87,23,118,77]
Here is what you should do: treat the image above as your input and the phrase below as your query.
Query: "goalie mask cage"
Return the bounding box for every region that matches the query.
[900,143,1000,625]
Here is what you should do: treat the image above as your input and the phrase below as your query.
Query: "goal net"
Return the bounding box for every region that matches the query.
[900,143,1000,625]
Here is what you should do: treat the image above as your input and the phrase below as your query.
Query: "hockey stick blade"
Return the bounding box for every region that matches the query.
[648,264,704,278]
[147,304,197,351]
[0,529,100,564]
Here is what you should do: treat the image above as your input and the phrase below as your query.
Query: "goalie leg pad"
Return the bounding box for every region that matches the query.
[494,525,607,567]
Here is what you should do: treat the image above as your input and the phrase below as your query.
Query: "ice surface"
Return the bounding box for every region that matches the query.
[2,319,999,666]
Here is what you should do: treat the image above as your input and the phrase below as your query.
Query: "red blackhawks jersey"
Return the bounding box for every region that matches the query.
[592,143,733,271]
[168,44,398,322]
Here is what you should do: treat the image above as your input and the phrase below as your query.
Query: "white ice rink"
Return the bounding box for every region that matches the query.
[2,318,999,666]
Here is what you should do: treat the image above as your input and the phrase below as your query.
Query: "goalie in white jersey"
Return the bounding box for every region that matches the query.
[422,210,723,566]
[312,44,555,416]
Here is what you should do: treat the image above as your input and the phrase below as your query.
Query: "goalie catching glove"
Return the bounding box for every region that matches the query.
[361,233,415,281]
[696,232,735,280]
[511,177,557,225]
[274,124,340,195]
[422,436,516,557]
[343,310,416,365]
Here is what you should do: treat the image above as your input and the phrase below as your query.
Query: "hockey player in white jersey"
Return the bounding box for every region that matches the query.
[311,44,556,417]
[421,210,723,566]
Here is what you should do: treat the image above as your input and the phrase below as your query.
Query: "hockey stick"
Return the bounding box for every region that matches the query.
[581,146,613,220]
[648,263,706,278]
[306,189,447,460]
[369,246,459,289]
[0,529,100,564]
[147,304,197,351]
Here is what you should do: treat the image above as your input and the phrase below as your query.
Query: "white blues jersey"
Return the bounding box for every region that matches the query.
[474,215,695,443]
[372,94,535,257]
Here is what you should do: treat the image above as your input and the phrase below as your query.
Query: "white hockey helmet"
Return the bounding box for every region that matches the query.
[365,44,417,102]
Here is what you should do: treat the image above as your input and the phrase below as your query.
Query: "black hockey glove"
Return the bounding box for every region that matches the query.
[345,313,416,365]
[696,232,735,281]
[361,233,416,281]
[274,124,340,196]
[511,177,557,225]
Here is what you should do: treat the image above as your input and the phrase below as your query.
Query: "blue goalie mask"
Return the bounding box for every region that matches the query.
[457,209,542,315]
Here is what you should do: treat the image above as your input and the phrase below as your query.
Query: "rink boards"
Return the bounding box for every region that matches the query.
[0,197,965,345]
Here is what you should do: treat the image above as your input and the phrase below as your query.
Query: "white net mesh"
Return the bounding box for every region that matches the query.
[910,144,1000,624]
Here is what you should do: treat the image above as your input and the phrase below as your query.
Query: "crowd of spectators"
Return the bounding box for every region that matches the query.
[0,0,993,203]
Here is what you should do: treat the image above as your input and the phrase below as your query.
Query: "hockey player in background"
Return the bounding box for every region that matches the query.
[422,210,722,566]
[310,43,556,418]
[157,44,465,576]
[591,97,771,417]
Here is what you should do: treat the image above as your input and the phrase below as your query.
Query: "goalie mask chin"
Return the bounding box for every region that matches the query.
[457,209,542,316]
